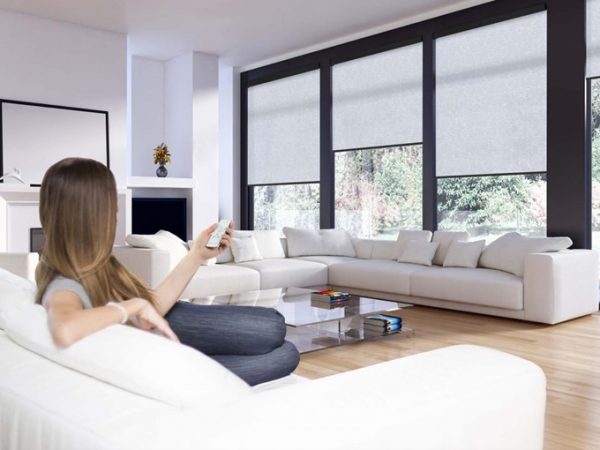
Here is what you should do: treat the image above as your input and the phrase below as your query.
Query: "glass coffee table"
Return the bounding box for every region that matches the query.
[188,287,413,353]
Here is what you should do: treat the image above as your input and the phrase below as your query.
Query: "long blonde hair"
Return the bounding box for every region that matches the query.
[36,157,155,307]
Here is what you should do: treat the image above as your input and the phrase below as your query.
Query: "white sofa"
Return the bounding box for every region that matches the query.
[112,230,599,325]
[0,331,546,450]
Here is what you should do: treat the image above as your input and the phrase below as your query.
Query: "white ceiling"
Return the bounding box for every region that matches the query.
[0,0,491,67]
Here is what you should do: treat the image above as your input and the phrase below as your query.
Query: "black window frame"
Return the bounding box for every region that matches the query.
[241,0,589,248]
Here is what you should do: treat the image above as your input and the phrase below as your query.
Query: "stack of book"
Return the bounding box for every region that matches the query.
[310,290,351,309]
[363,314,402,336]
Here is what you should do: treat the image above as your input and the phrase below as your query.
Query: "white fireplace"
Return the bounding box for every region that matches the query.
[0,185,130,253]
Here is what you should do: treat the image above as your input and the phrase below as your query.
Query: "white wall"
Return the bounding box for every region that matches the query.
[164,54,194,178]
[218,63,241,226]
[0,10,127,186]
[131,56,165,177]
[0,10,128,247]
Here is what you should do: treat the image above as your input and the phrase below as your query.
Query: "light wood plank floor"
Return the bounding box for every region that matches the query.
[295,306,600,450]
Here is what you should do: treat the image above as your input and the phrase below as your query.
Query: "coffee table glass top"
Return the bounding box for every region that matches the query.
[188,287,411,327]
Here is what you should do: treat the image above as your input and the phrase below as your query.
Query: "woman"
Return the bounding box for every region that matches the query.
[36,157,299,386]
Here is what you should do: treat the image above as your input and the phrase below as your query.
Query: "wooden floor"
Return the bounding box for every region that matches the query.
[295,306,600,450]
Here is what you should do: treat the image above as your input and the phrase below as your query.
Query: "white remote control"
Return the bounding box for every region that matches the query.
[206,219,231,248]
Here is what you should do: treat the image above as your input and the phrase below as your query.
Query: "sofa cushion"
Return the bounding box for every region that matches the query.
[329,259,432,295]
[282,228,356,257]
[398,241,439,266]
[2,304,252,410]
[181,264,260,298]
[352,238,374,259]
[232,258,328,289]
[231,235,263,263]
[397,230,433,256]
[294,256,357,266]
[479,232,573,277]
[432,231,470,266]
[126,231,188,270]
[410,267,523,310]
[234,230,286,259]
[443,240,486,269]
[371,240,399,260]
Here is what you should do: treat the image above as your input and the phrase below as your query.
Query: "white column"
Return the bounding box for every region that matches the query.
[192,52,220,234]
[218,62,241,226]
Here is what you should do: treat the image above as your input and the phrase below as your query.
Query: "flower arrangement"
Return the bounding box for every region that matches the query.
[153,143,171,165]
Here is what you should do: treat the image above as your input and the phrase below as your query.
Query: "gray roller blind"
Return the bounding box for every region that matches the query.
[588,0,600,76]
[332,43,422,151]
[247,70,320,185]
[436,11,547,177]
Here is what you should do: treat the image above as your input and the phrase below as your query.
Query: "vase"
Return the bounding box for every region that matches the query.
[156,164,168,178]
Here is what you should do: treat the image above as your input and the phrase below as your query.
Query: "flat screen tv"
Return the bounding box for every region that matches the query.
[132,198,187,241]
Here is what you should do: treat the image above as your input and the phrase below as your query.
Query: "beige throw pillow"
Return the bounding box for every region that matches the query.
[230,235,263,263]
[397,240,439,266]
[443,240,486,268]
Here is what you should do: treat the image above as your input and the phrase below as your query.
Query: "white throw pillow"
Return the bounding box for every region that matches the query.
[396,230,433,258]
[1,304,251,409]
[282,228,356,257]
[235,231,285,259]
[126,230,188,270]
[230,235,264,263]
[0,268,37,330]
[432,231,470,266]
[443,240,486,268]
[397,240,439,266]
[479,232,573,277]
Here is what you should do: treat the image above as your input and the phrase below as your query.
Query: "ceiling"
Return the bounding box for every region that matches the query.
[0,0,491,67]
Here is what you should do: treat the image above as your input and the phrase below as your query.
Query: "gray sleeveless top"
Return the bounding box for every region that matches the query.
[41,276,93,309]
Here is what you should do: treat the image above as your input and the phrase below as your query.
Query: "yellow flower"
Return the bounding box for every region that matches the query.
[153,143,171,165]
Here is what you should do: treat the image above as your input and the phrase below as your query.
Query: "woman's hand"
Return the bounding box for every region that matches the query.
[124,298,180,343]
[191,222,233,261]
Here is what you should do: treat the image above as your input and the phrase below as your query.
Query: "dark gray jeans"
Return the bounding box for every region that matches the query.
[165,301,300,386]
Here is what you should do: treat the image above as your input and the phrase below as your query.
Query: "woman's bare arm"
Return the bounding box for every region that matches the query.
[45,291,178,347]
[152,223,232,316]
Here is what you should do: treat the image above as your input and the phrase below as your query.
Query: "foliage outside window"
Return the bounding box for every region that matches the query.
[591,79,600,250]
[437,174,547,242]
[253,184,320,231]
[335,145,422,239]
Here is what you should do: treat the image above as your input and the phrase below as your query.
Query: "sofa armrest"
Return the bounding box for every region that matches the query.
[112,246,171,289]
[524,250,599,324]
[0,253,39,282]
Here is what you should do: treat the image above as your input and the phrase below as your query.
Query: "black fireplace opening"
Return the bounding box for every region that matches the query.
[30,228,45,254]
[132,197,187,241]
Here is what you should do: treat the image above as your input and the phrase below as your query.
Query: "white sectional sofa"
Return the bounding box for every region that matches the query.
[112,229,600,325]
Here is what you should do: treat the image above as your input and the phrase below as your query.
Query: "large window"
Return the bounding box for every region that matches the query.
[438,174,546,240]
[591,79,600,250]
[335,145,422,239]
[332,44,423,237]
[588,0,600,250]
[253,184,320,231]
[435,11,547,241]
[247,70,320,230]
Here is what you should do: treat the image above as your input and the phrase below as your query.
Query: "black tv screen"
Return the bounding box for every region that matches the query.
[132,198,187,241]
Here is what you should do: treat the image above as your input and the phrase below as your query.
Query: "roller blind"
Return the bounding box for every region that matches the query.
[588,0,600,76]
[436,11,547,177]
[247,70,320,185]
[332,43,422,150]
